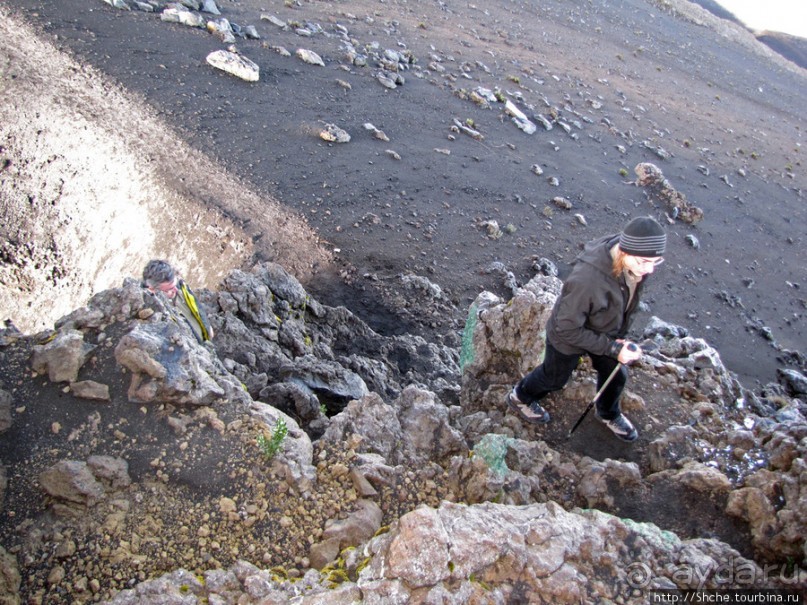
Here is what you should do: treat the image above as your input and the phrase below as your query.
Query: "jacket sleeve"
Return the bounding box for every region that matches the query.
[550,275,616,357]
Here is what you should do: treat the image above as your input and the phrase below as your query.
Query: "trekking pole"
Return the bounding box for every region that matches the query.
[567,343,637,438]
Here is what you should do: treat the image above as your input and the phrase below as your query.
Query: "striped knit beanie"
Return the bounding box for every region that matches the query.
[619,217,666,257]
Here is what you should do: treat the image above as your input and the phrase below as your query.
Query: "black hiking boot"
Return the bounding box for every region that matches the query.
[506,387,551,424]
[597,412,638,442]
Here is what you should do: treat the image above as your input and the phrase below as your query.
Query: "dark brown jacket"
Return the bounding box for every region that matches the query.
[546,234,646,357]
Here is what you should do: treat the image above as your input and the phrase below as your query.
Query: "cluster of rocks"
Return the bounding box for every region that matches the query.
[634,162,705,224]
[98,0,416,87]
[102,501,788,604]
[0,263,458,602]
[1,264,805,603]
[459,276,806,562]
[93,0,748,258]
[93,0,622,178]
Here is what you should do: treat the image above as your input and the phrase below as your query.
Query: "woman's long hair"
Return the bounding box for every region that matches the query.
[612,247,628,278]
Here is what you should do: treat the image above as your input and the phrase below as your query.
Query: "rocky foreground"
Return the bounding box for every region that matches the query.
[1,262,805,603]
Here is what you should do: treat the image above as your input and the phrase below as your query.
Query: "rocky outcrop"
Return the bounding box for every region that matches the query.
[320,386,466,468]
[457,274,806,570]
[212,262,460,415]
[1,267,805,603]
[115,322,229,405]
[634,162,704,224]
[103,500,790,604]
[725,425,807,562]
[1,0,805,600]
[459,276,561,416]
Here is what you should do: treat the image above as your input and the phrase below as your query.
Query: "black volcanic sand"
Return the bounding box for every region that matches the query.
[2,0,805,389]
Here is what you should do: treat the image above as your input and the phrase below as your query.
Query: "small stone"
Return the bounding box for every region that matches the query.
[260,14,287,28]
[377,74,397,89]
[48,565,66,586]
[161,7,205,28]
[296,48,325,66]
[331,463,349,478]
[206,50,260,82]
[70,380,111,401]
[320,124,351,143]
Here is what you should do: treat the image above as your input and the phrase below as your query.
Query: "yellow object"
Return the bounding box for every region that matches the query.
[179,282,210,341]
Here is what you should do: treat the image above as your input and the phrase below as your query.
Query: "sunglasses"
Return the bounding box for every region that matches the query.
[633,257,664,267]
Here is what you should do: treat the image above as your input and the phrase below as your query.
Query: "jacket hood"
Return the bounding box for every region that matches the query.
[574,234,619,278]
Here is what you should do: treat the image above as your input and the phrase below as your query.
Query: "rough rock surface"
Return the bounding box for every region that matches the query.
[102,501,793,604]
[1,265,805,603]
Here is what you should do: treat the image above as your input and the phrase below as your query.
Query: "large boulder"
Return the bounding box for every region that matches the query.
[647,425,708,472]
[278,354,368,409]
[30,329,94,383]
[459,275,562,416]
[320,499,383,552]
[38,460,106,507]
[577,457,642,508]
[320,393,411,466]
[396,386,467,464]
[447,434,570,506]
[357,500,773,600]
[114,322,242,406]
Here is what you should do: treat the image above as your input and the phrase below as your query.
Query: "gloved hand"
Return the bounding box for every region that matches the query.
[616,341,641,365]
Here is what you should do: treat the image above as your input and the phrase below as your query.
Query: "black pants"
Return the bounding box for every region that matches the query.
[516,341,626,420]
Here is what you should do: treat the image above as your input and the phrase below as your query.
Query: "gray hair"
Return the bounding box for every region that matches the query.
[142,259,176,288]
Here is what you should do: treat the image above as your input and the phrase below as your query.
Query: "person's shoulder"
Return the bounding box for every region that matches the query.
[569,256,604,278]
[563,263,598,291]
